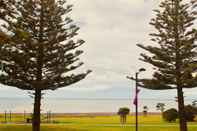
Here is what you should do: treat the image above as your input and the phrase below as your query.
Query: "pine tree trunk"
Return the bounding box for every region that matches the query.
[177,87,187,131]
[174,0,187,130]
[32,89,41,131]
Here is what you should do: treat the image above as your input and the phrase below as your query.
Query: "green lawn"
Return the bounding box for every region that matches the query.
[0,115,196,131]
[0,124,197,131]
[52,115,164,124]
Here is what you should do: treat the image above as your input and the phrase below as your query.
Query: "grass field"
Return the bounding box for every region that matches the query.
[0,114,196,131]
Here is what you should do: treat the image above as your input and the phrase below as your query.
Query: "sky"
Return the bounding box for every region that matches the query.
[0,0,197,113]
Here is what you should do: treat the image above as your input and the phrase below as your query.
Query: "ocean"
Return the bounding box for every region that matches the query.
[0,97,180,113]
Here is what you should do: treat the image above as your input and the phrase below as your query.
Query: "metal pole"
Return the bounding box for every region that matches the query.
[5,110,7,123]
[49,111,51,123]
[47,111,48,123]
[135,72,138,131]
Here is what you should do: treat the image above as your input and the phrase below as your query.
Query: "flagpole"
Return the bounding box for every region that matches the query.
[135,72,139,131]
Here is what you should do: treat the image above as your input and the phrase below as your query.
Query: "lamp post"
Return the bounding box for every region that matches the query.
[127,68,146,131]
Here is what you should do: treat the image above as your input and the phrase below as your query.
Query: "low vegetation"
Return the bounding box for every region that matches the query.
[163,105,197,122]
[0,114,196,131]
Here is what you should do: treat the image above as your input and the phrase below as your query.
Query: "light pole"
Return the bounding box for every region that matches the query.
[127,68,146,131]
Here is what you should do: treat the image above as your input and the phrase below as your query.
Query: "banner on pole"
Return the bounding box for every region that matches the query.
[133,89,140,106]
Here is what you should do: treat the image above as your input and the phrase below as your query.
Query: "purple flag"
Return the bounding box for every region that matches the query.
[133,89,140,106]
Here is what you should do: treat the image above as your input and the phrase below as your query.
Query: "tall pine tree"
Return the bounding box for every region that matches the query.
[0,0,91,131]
[137,0,197,131]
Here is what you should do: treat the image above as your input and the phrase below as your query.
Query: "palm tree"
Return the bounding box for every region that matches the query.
[156,103,165,119]
[118,107,130,124]
[143,106,148,116]
[156,103,165,112]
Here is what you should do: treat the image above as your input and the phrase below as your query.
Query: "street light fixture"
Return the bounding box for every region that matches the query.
[127,68,146,131]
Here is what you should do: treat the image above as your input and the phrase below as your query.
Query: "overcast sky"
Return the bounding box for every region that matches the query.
[68,0,158,90]
[63,0,197,96]
[0,0,196,112]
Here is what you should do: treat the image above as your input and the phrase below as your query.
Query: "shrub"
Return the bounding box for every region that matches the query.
[163,108,178,122]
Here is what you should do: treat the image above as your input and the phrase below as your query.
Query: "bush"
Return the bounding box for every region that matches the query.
[163,108,178,122]
[184,105,197,122]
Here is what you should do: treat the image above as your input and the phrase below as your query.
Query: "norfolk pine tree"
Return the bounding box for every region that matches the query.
[0,0,16,20]
[0,0,16,43]
[137,0,197,131]
[0,0,91,131]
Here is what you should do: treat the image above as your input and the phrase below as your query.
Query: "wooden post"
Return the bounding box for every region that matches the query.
[24,110,26,122]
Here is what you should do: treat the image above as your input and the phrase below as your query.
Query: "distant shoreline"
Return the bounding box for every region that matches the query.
[0,112,161,116]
